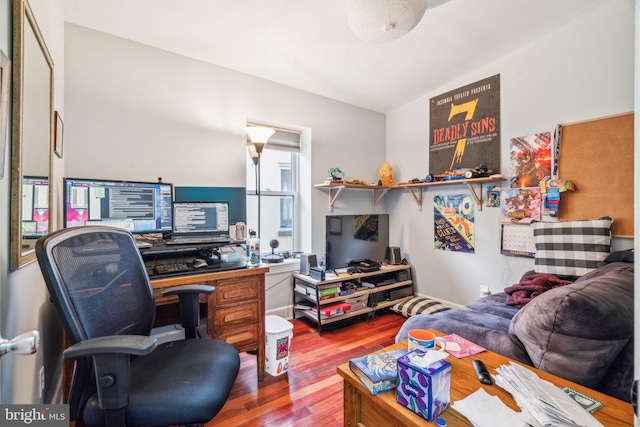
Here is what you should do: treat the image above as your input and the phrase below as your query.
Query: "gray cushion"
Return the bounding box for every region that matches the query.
[509,262,634,390]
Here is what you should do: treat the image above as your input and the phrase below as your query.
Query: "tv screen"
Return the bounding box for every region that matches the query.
[325,214,389,272]
[63,177,173,234]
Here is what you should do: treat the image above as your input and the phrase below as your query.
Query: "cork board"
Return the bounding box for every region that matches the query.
[557,112,634,237]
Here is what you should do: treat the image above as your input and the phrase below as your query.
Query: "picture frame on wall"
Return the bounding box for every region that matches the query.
[54,111,64,158]
[0,49,11,179]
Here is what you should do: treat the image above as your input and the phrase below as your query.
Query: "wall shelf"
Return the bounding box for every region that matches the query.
[314,182,391,212]
[315,177,505,212]
[399,176,505,211]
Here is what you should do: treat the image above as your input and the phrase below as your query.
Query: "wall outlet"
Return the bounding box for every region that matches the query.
[480,285,491,297]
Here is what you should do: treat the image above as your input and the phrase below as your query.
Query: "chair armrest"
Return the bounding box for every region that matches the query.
[64,335,157,412]
[63,335,157,359]
[161,285,216,338]
[161,284,215,297]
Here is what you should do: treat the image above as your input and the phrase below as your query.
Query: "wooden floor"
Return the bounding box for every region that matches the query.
[207,311,406,427]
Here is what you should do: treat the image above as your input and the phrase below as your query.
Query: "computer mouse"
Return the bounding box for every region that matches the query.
[191,259,208,269]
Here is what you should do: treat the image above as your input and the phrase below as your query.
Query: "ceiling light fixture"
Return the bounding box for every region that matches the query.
[347,0,428,43]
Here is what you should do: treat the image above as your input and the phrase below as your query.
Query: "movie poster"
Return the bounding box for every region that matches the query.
[509,132,552,188]
[429,75,500,175]
[500,188,542,223]
[434,194,475,253]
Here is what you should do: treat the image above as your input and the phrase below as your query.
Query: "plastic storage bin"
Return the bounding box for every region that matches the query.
[265,315,294,376]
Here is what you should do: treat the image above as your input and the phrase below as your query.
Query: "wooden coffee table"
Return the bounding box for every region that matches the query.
[337,331,634,426]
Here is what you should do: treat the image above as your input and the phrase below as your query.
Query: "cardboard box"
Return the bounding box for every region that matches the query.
[344,295,368,311]
[395,351,451,421]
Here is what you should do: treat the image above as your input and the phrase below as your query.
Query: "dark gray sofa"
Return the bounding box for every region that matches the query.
[395,261,634,402]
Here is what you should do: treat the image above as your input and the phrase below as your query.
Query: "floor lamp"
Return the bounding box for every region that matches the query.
[245,126,275,239]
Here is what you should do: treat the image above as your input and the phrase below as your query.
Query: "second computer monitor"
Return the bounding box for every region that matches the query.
[171,201,230,237]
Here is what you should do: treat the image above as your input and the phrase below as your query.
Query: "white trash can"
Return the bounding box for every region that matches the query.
[265,315,294,376]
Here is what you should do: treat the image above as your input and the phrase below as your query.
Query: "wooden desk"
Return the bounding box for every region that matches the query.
[151,267,268,381]
[337,336,634,426]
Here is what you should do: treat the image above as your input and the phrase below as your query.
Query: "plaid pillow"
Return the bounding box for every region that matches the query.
[390,297,454,318]
[532,217,612,277]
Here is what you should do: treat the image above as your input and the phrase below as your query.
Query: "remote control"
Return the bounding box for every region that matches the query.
[472,359,493,385]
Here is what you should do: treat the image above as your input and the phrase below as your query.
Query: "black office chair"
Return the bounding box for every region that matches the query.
[36,226,240,427]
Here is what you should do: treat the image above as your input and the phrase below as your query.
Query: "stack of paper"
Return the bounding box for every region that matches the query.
[494,362,603,427]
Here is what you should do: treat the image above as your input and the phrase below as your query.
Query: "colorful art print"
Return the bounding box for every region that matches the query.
[486,186,501,208]
[509,132,552,188]
[429,75,501,175]
[353,215,379,241]
[433,194,475,253]
[500,188,542,223]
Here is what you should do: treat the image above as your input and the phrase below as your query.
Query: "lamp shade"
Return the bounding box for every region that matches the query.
[245,126,275,155]
[245,126,275,144]
[247,143,259,165]
[347,0,428,43]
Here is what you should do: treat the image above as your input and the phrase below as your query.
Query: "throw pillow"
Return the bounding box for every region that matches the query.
[390,297,454,318]
[531,216,612,277]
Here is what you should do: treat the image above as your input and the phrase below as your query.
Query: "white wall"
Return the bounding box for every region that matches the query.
[64,23,387,255]
[386,0,635,305]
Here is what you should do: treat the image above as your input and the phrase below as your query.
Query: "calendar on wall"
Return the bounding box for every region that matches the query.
[501,223,535,257]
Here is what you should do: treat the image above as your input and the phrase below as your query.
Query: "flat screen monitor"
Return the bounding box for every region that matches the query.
[171,201,230,237]
[63,177,173,234]
[325,214,389,272]
[22,176,49,238]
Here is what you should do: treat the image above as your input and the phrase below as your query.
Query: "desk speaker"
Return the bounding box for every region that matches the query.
[300,253,317,275]
[385,246,402,265]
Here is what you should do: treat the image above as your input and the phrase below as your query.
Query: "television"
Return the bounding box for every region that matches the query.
[325,214,389,272]
[22,176,49,238]
[63,177,173,234]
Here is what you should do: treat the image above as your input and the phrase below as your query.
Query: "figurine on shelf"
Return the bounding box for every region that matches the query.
[328,167,344,182]
[378,161,393,186]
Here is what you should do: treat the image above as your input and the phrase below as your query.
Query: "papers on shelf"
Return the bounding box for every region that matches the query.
[494,362,604,427]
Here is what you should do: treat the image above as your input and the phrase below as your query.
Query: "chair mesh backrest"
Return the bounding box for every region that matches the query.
[37,227,155,344]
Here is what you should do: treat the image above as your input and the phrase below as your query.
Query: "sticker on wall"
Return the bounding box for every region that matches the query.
[434,194,475,253]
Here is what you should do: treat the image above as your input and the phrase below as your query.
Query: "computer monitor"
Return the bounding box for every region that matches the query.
[63,177,173,234]
[22,176,49,238]
[171,201,230,237]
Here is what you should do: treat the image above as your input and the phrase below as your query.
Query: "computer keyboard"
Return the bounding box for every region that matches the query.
[165,235,231,245]
[153,262,190,275]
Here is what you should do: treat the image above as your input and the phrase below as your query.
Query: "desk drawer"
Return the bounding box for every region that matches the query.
[215,277,261,304]
[213,301,259,329]
[215,325,259,349]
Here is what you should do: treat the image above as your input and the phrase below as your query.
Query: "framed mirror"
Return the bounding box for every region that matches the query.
[10,0,54,270]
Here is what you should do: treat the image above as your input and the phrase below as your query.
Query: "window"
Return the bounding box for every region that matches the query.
[246,125,300,253]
